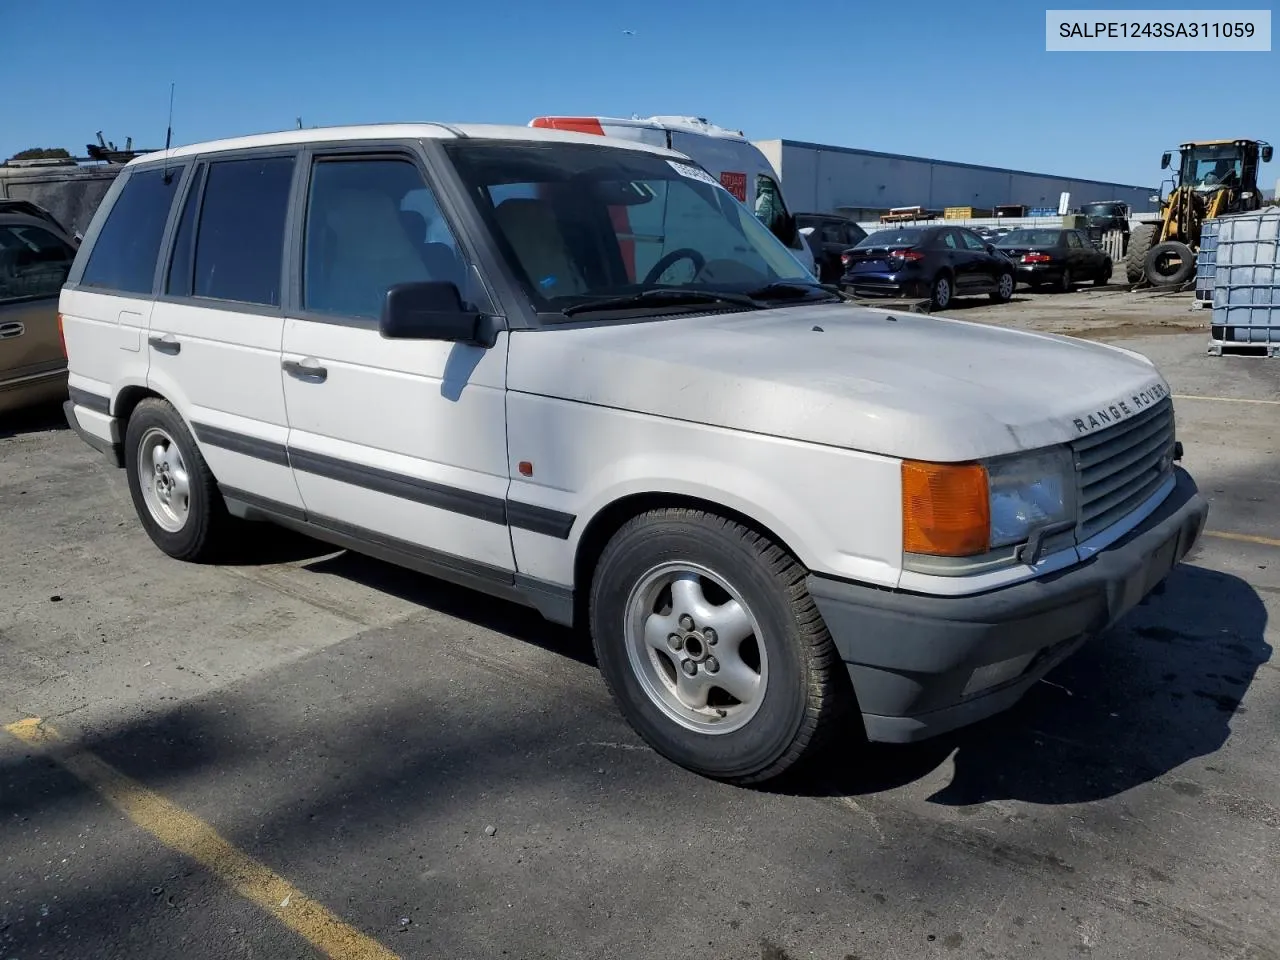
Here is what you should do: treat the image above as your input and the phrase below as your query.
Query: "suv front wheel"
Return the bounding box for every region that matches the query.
[589,508,852,784]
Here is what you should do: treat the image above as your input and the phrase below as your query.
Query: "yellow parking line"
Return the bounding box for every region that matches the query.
[4,718,399,960]
[1173,394,1280,405]
[1204,530,1280,549]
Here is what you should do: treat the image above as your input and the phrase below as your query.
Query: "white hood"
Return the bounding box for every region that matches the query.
[507,303,1168,462]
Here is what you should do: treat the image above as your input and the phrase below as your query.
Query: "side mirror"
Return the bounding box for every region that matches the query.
[1160,152,1171,170]
[1262,145,1274,163]
[986,243,996,253]
[380,281,498,347]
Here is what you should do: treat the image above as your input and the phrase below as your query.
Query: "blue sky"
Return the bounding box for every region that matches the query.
[5,0,1275,189]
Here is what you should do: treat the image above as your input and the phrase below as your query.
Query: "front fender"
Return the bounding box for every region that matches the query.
[505,394,903,590]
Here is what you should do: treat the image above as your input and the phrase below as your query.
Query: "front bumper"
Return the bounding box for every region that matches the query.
[807,467,1208,743]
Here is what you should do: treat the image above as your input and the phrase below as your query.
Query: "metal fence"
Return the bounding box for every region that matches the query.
[1098,229,1125,263]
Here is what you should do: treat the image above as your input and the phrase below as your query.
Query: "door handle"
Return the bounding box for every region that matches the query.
[282,358,328,383]
[0,322,24,339]
[148,334,181,355]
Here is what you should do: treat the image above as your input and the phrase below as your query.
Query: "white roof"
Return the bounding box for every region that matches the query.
[532,115,749,142]
[130,122,684,166]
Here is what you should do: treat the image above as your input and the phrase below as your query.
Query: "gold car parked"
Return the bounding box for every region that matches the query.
[0,202,77,415]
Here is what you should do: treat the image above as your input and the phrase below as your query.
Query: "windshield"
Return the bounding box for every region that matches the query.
[1180,144,1245,190]
[1081,203,1122,217]
[998,230,1061,247]
[855,228,924,248]
[441,140,820,317]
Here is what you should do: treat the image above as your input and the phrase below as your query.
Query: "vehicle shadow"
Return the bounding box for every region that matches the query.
[0,399,69,440]
[209,517,1268,806]
[216,522,340,567]
[300,548,597,668]
[939,295,1032,311]
[786,562,1270,805]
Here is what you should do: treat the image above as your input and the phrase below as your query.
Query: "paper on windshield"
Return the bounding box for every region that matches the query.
[667,160,723,188]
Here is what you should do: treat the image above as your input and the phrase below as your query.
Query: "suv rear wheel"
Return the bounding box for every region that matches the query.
[589,508,852,784]
[124,398,231,562]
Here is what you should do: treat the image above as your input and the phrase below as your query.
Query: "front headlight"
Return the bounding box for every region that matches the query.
[987,448,1076,548]
[902,447,1077,559]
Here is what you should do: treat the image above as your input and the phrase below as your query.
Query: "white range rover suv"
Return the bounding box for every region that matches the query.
[59,123,1208,783]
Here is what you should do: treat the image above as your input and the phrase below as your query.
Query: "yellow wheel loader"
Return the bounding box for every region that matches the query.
[1125,138,1273,287]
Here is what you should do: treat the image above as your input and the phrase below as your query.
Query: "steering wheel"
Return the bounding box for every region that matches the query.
[643,248,706,285]
[1202,173,1221,186]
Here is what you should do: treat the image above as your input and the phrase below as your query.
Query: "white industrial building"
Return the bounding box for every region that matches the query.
[753,139,1157,221]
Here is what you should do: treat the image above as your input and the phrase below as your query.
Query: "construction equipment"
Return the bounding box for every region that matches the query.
[1125,138,1273,286]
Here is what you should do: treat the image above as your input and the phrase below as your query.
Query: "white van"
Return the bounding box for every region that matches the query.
[529,115,817,275]
[60,123,1207,784]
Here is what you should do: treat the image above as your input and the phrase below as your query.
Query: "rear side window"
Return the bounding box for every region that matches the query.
[165,166,204,296]
[187,156,295,306]
[80,167,185,294]
[0,224,75,302]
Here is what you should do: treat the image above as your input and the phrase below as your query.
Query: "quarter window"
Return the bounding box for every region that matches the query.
[80,166,185,294]
[1066,232,1083,248]
[303,157,464,320]
[190,156,294,306]
[0,224,75,302]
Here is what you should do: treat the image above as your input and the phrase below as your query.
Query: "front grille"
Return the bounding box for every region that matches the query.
[1072,398,1175,541]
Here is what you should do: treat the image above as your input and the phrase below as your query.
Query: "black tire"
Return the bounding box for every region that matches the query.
[1124,223,1156,283]
[930,272,953,310]
[1057,267,1074,293]
[124,397,231,562]
[588,508,852,784]
[1144,240,1196,286]
[989,271,1014,303]
[1094,259,1112,286]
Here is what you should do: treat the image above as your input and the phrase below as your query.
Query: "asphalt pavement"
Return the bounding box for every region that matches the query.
[2,311,1277,960]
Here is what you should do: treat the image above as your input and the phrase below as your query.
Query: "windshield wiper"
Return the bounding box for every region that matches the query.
[560,288,762,317]
[742,281,834,302]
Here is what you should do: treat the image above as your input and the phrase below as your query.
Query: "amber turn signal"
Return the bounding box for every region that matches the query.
[901,460,990,557]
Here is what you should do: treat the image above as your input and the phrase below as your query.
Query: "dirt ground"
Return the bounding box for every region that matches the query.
[857,281,1210,342]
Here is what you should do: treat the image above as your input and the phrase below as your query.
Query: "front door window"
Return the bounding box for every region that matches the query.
[753,175,786,235]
